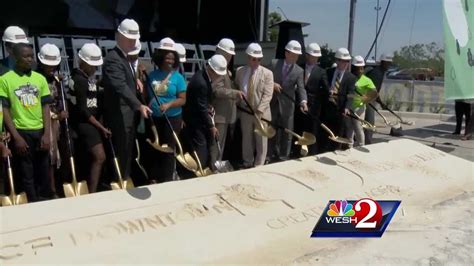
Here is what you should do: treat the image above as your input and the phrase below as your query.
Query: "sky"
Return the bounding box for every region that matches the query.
[269,0,443,59]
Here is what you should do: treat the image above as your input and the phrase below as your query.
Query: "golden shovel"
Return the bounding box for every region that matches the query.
[146,124,174,153]
[193,151,213,177]
[347,111,378,132]
[241,96,276,138]
[320,123,353,145]
[55,75,89,197]
[1,141,28,206]
[107,138,134,190]
[173,131,199,172]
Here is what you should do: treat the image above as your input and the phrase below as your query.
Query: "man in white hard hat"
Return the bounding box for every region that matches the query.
[321,47,356,152]
[236,43,274,168]
[301,42,329,155]
[210,38,244,165]
[102,18,152,180]
[0,42,53,201]
[268,40,307,162]
[1,26,30,71]
[183,54,228,171]
[36,43,68,197]
[364,53,393,143]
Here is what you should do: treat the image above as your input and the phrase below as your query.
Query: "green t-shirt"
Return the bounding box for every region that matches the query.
[353,74,376,109]
[0,70,51,130]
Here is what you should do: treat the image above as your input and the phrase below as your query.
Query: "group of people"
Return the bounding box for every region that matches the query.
[0,18,396,202]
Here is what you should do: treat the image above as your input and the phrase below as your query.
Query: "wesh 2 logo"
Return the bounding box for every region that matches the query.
[311,199,400,237]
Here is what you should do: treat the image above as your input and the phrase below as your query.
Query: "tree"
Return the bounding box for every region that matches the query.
[393,42,444,75]
[319,44,336,69]
[267,11,282,42]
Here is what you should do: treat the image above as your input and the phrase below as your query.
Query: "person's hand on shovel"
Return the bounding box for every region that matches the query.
[210,126,219,138]
[101,127,112,139]
[300,101,308,114]
[0,142,11,158]
[139,104,153,119]
[273,83,282,93]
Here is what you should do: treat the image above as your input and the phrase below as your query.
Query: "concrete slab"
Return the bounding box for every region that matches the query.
[0,139,472,264]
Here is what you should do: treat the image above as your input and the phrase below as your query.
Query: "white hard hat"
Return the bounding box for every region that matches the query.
[306,42,321,57]
[117,19,140,40]
[285,40,302,55]
[245,43,263,58]
[216,38,235,55]
[208,54,228,76]
[175,43,186,63]
[380,53,393,62]
[128,40,142,56]
[335,47,351,60]
[78,43,103,66]
[2,26,29,44]
[157,37,176,51]
[351,55,365,67]
[38,43,61,66]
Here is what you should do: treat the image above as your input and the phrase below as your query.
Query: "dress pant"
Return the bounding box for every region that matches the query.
[210,122,233,163]
[109,109,136,179]
[149,115,181,183]
[268,102,294,161]
[187,124,213,170]
[320,103,344,152]
[240,112,267,167]
[12,129,52,202]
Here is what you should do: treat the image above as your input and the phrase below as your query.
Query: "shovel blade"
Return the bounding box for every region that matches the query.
[196,167,214,177]
[1,192,28,206]
[329,136,353,145]
[146,139,174,153]
[214,160,234,173]
[110,178,135,190]
[63,181,89,198]
[295,132,316,146]
[177,153,199,172]
[300,145,309,156]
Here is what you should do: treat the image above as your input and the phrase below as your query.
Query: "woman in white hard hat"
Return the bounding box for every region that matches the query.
[37,43,67,197]
[345,55,376,148]
[146,37,187,183]
[68,43,108,193]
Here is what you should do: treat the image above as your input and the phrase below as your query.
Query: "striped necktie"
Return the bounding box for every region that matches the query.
[331,71,342,95]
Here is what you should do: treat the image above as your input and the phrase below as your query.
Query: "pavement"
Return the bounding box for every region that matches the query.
[371,111,474,162]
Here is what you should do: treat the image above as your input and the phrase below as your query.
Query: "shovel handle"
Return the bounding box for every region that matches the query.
[69,156,78,184]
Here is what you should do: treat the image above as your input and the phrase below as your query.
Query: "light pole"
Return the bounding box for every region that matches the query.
[374,0,381,60]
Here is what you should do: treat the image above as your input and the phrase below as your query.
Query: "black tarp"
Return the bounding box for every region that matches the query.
[1,0,263,43]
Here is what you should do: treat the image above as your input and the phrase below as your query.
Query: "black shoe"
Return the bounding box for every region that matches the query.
[452,131,461,135]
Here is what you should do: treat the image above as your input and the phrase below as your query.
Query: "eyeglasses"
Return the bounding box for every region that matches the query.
[250,57,261,62]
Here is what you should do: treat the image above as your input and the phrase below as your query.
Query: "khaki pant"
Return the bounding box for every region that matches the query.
[345,107,365,148]
[240,112,267,167]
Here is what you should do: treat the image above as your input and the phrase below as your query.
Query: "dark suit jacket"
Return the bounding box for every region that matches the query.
[183,69,213,129]
[326,67,356,112]
[306,65,329,116]
[270,59,306,119]
[102,47,141,128]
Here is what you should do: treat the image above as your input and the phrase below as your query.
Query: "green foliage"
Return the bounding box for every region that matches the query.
[267,12,282,42]
[392,42,444,75]
[319,44,336,69]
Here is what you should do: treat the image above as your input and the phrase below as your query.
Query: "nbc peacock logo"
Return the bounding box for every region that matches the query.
[327,200,355,217]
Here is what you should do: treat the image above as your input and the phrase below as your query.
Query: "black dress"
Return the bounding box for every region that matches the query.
[68,69,103,149]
